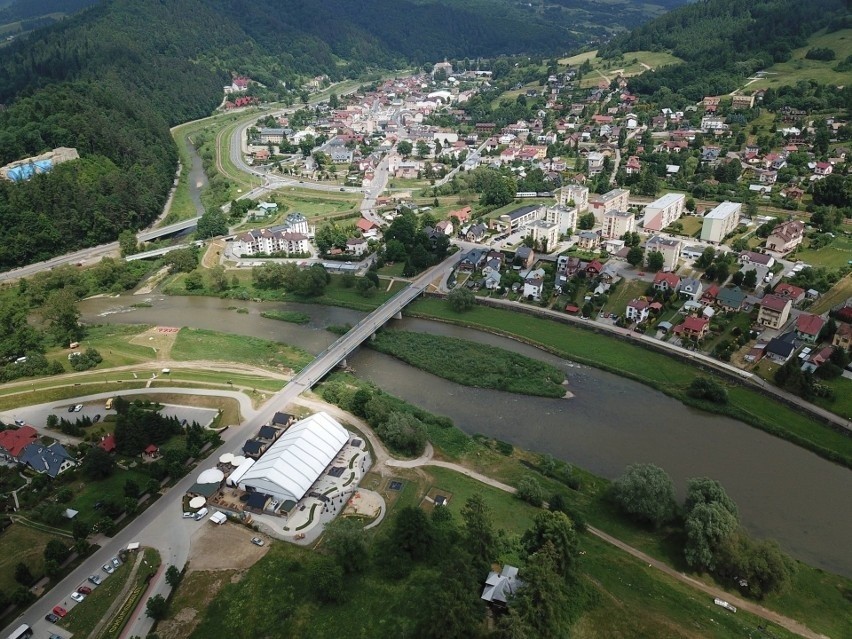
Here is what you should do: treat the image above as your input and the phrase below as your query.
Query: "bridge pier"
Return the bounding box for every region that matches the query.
[392,311,402,320]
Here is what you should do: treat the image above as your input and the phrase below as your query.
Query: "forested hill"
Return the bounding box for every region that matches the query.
[601,0,851,101]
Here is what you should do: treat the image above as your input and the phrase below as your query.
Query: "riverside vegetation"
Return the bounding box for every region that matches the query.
[369,330,567,398]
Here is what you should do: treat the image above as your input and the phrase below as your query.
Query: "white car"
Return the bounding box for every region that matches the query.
[70,592,86,603]
[73,404,83,412]
[102,563,114,574]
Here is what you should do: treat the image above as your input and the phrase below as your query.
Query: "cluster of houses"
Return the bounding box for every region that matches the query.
[0,425,75,478]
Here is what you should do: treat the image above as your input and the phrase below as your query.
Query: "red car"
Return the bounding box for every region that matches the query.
[52,605,68,617]
[77,586,92,595]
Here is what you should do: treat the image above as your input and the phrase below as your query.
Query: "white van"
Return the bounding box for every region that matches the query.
[193,507,209,521]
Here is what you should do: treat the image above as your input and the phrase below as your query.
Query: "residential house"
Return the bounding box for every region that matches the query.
[701,201,741,244]
[599,262,620,283]
[0,425,38,462]
[542,205,578,235]
[602,211,635,240]
[587,152,605,175]
[766,220,805,255]
[19,442,75,478]
[232,228,309,257]
[586,259,604,277]
[481,565,524,609]
[832,322,852,349]
[731,94,755,110]
[715,286,747,312]
[765,337,796,364]
[774,283,806,305]
[814,162,833,177]
[675,315,711,341]
[679,277,703,301]
[464,223,488,242]
[143,444,160,460]
[242,439,268,459]
[98,434,116,454]
[356,218,379,238]
[625,298,650,323]
[271,412,295,428]
[802,346,835,373]
[757,295,792,329]
[795,313,825,344]
[500,205,541,232]
[700,284,720,306]
[625,156,641,175]
[653,272,681,294]
[645,236,682,272]
[259,128,287,144]
[523,276,544,300]
[526,220,559,250]
[577,231,601,251]
[514,246,535,270]
[435,220,454,236]
[641,193,686,232]
[346,238,368,256]
[603,238,625,255]
[558,184,589,212]
[450,206,472,223]
[739,251,774,268]
[458,249,488,271]
[589,188,630,224]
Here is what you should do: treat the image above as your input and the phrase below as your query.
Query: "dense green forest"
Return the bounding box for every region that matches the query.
[601,0,851,101]
[0,0,583,271]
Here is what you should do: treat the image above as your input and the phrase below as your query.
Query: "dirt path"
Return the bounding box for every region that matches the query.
[304,396,828,639]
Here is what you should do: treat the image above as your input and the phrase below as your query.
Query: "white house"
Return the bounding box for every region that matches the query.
[700,201,741,244]
[625,298,650,323]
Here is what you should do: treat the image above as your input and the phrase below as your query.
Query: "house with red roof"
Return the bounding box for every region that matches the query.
[795,313,825,344]
[700,283,720,306]
[653,272,680,294]
[99,434,117,454]
[773,282,806,305]
[674,315,710,341]
[356,217,379,238]
[143,444,160,460]
[0,425,38,462]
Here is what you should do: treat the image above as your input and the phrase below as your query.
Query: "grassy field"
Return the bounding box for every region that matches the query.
[809,273,852,313]
[60,555,135,636]
[0,381,150,410]
[811,376,852,420]
[370,330,567,397]
[274,189,361,218]
[49,324,155,369]
[671,215,703,237]
[407,298,852,467]
[600,279,648,316]
[69,468,152,522]
[0,523,67,593]
[793,234,852,269]
[171,328,311,372]
[259,310,310,324]
[751,28,852,90]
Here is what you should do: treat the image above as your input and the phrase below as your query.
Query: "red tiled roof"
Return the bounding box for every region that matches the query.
[0,425,38,458]
[99,434,116,453]
[679,316,709,332]
[653,272,680,287]
[774,283,805,299]
[144,444,159,454]
[796,313,825,336]
[356,218,376,232]
[629,298,649,310]
[761,294,791,312]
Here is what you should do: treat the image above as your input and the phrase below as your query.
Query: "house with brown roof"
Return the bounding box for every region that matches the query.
[625,298,650,323]
[653,272,680,294]
[833,322,852,349]
[700,284,720,306]
[795,313,825,344]
[674,316,710,341]
[766,220,804,255]
[774,282,806,305]
[98,434,117,454]
[757,295,792,329]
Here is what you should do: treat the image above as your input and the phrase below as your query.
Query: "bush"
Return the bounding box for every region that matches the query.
[612,463,677,528]
[517,475,544,507]
[687,377,728,403]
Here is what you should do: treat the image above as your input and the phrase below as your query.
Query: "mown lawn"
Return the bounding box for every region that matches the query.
[794,234,852,269]
[600,279,648,316]
[171,328,311,371]
[809,273,852,314]
[69,468,151,523]
[370,330,567,397]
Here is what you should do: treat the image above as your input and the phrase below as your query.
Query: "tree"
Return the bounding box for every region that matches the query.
[119,229,139,257]
[460,493,498,572]
[196,209,228,239]
[208,265,228,292]
[577,212,596,230]
[165,565,181,588]
[44,539,70,564]
[647,250,665,272]
[146,594,169,620]
[685,477,738,519]
[684,501,738,570]
[521,511,578,578]
[124,479,141,499]
[41,288,83,344]
[416,140,430,158]
[164,247,198,273]
[414,548,484,639]
[397,140,413,157]
[307,555,347,603]
[391,506,434,561]
[480,174,516,207]
[72,519,91,541]
[687,377,728,403]
[626,246,645,267]
[322,517,369,574]
[507,543,573,637]
[517,475,544,507]
[743,269,757,289]
[612,463,677,528]
[14,562,33,585]
[447,287,476,312]
[82,446,115,480]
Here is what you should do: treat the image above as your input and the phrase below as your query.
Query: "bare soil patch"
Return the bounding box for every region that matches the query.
[188,521,268,572]
[129,326,179,360]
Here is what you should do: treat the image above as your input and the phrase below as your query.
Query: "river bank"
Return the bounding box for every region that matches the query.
[406,297,852,470]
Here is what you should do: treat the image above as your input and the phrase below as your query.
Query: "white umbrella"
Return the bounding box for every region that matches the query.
[219,453,234,465]
[189,496,205,509]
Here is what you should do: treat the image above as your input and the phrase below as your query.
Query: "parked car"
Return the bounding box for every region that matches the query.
[45,613,60,623]
[14,419,24,426]
[93,413,101,423]
[102,563,115,574]
[52,605,67,617]
[70,592,86,603]
[111,557,121,568]
[250,537,264,546]
[67,405,75,413]
[50,634,64,639]
[77,585,92,595]
[182,511,194,519]
[88,575,102,585]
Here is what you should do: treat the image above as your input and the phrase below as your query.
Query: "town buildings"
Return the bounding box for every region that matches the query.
[700,201,741,244]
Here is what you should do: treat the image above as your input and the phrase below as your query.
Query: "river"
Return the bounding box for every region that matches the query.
[78,294,852,577]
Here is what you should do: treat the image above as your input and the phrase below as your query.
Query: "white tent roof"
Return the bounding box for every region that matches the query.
[197,468,224,485]
[219,453,234,464]
[239,412,349,503]
[231,455,247,467]
[189,496,206,509]
[227,457,255,486]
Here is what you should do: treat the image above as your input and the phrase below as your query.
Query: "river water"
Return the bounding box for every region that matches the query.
[78,295,852,577]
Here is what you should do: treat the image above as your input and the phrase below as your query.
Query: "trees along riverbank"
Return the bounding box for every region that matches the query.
[406,298,852,470]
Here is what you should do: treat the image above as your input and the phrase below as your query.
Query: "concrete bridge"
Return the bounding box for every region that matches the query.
[257,253,457,417]
[136,216,201,242]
